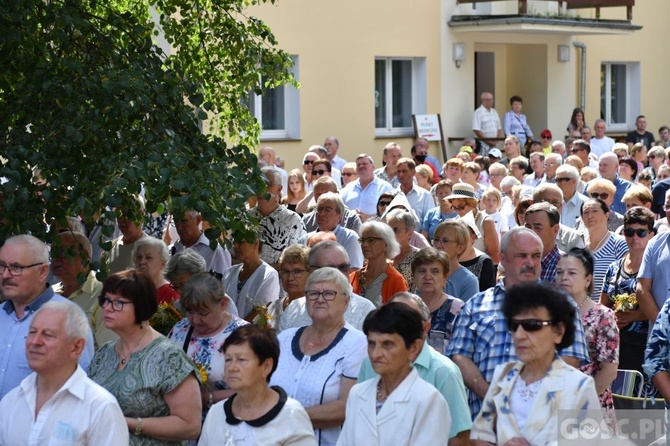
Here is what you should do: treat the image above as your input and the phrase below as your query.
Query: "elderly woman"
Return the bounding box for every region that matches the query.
[167,273,248,419]
[580,198,628,301]
[643,145,666,182]
[350,221,408,307]
[458,213,496,292]
[271,267,367,446]
[423,179,456,240]
[433,221,479,302]
[446,183,500,264]
[337,303,451,445]
[199,325,317,446]
[471,282,601,445]
[411,248,464,354]
[223,232,280,321]
[133,237,179,305]
[557,249,619,427]
[384,209,420,290]
[89,270,202,445]
[267,244,310,329]
[602,207,654,373]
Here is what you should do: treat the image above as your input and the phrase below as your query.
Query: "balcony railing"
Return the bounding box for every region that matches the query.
[456,0,634,21]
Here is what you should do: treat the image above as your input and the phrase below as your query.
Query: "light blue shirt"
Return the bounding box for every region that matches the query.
[395,185,435,230]
[639,232,670,310]
[341,177,393,216]
[0,287,94,399]
[446,266,480,302]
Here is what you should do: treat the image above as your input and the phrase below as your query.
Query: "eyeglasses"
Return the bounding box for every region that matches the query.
[0,262,44,276]
[623,228,651,238]
[555,177,572,183]
[316,206,336,214]
[571,147,586,154]
[279,269,309,278]
[541,136,552,140]
[99,296,133,311]
[313,169,329,176]
[590,192,610,200]
[303,160,314,165]
[451,204,467,211]
[342,173,356,177]
[508,319,554,333]
[309,263,350,274]
[358,237,383,244]
[305,290,339,301]
[432,237,457,246]
[378,201,392,207]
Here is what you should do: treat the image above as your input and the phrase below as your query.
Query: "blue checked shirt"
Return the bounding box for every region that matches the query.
[445,280,589,419]
[540,244,562,285]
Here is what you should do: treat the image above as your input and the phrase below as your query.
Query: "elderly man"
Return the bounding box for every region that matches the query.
[299,192,363,269]
[552,140,567,158]
[358,292,472,446]
[488,163,508,191]
[171,209,231,277]
[302,176,362,234]
[472,92,503,156]
[580,126,592,143]
[324,136,347,171]
[51,232,115,348]
[532,183,585,253]
[590,120,615,158]
[593,152,633,215]
[555,165,588,228]
[542,153,562,183]
[251,166,306,268]
[395,157,434,228]
[340,154,393,221]
[523,152,545,187]
[0,235,94,399]
[258,146,288,195]
[445,227,588,419]
[374,142,403,187]
[279,240,375,331]
[524,202,562,284]
[0,301,128,445]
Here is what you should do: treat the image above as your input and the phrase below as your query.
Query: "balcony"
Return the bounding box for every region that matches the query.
[449,0,642,35]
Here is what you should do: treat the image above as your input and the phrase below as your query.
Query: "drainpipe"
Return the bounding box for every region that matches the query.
[573,41,586,112]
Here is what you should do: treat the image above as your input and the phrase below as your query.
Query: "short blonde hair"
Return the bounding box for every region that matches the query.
[587,178,616,196]
[481,187,502,211]
[580,167,599,183]
[415,164,433,185]
[622,185,653,205]
[463,162,481,175]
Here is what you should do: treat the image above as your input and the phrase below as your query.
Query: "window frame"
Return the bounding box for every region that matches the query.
[252,55,300,141]
[600,61,640,132]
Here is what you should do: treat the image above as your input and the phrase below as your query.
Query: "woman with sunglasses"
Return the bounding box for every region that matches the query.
[556,249,619,428]
[601,207,655,373]
[89,270,202,445]
[471,281,601,445]
[350,221,408,307]
[580,198,628,302]
[370,191,397,222]
[271,267,367,446]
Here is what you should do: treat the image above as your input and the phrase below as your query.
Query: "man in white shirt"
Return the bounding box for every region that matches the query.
[589,120,615,158]
[555,165,588,229]
[472,92,503,156]
[340,154,393,221]
[324,136,347,172]
[0,301,128,446]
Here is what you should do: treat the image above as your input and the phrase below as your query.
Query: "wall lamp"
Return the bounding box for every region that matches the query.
[453,43,465,68]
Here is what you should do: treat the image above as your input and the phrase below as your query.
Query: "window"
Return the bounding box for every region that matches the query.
[600,62,640,131]
[375,57,426,137]
[249,56,300,140]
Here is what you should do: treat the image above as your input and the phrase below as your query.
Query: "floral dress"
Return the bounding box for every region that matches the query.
[394,249,419,291]
[579,304,619,427]
[428,296,465,355]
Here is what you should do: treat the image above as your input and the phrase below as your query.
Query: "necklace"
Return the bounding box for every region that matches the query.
[578,295,591,309]
[376,380,389,403]
[118,326,150,365]
[588,231,609,252]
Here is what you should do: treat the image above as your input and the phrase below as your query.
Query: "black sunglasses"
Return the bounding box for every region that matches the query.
[508,319,554,332]
[623,228,651,238]
[303,160,314,165]
[313,169,328,175]
[378,201,392,207]
[590,192,609,200]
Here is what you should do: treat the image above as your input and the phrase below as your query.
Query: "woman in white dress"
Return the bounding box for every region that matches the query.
[198,325,316,446]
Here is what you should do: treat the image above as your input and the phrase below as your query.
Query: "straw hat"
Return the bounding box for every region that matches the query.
[444,183,477,201]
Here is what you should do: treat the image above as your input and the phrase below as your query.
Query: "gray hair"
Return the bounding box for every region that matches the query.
[317,192,345,215]
[500,176,521,189]
[384,208,418,232]
[389,292,430,322]
[309,145,328,158]
[361,221,400,259]
[180,273,227,312]
[552,140,566,151]
[556,164,579,180]
[532,183,564,202]
[308,240,350,265]
[132,236,170,263]
[313,176,339,191]
[164,248,206,282]
[3,234,49,264]
[35,301,89,342]
[261,166,282,187]
[306,267,352,298]
[545,153,563,165]
[501,226,543,255]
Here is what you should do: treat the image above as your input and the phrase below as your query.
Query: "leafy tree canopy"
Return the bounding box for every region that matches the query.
[0,0,294,252]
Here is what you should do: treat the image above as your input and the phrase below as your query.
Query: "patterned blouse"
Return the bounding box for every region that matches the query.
[428,296,465,355]
[579,304,619,427]
[88,336,198,446]
[394,249,419,291]
[602,258,648,334]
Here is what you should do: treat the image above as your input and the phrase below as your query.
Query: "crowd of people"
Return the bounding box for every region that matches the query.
[4,100,670,445]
